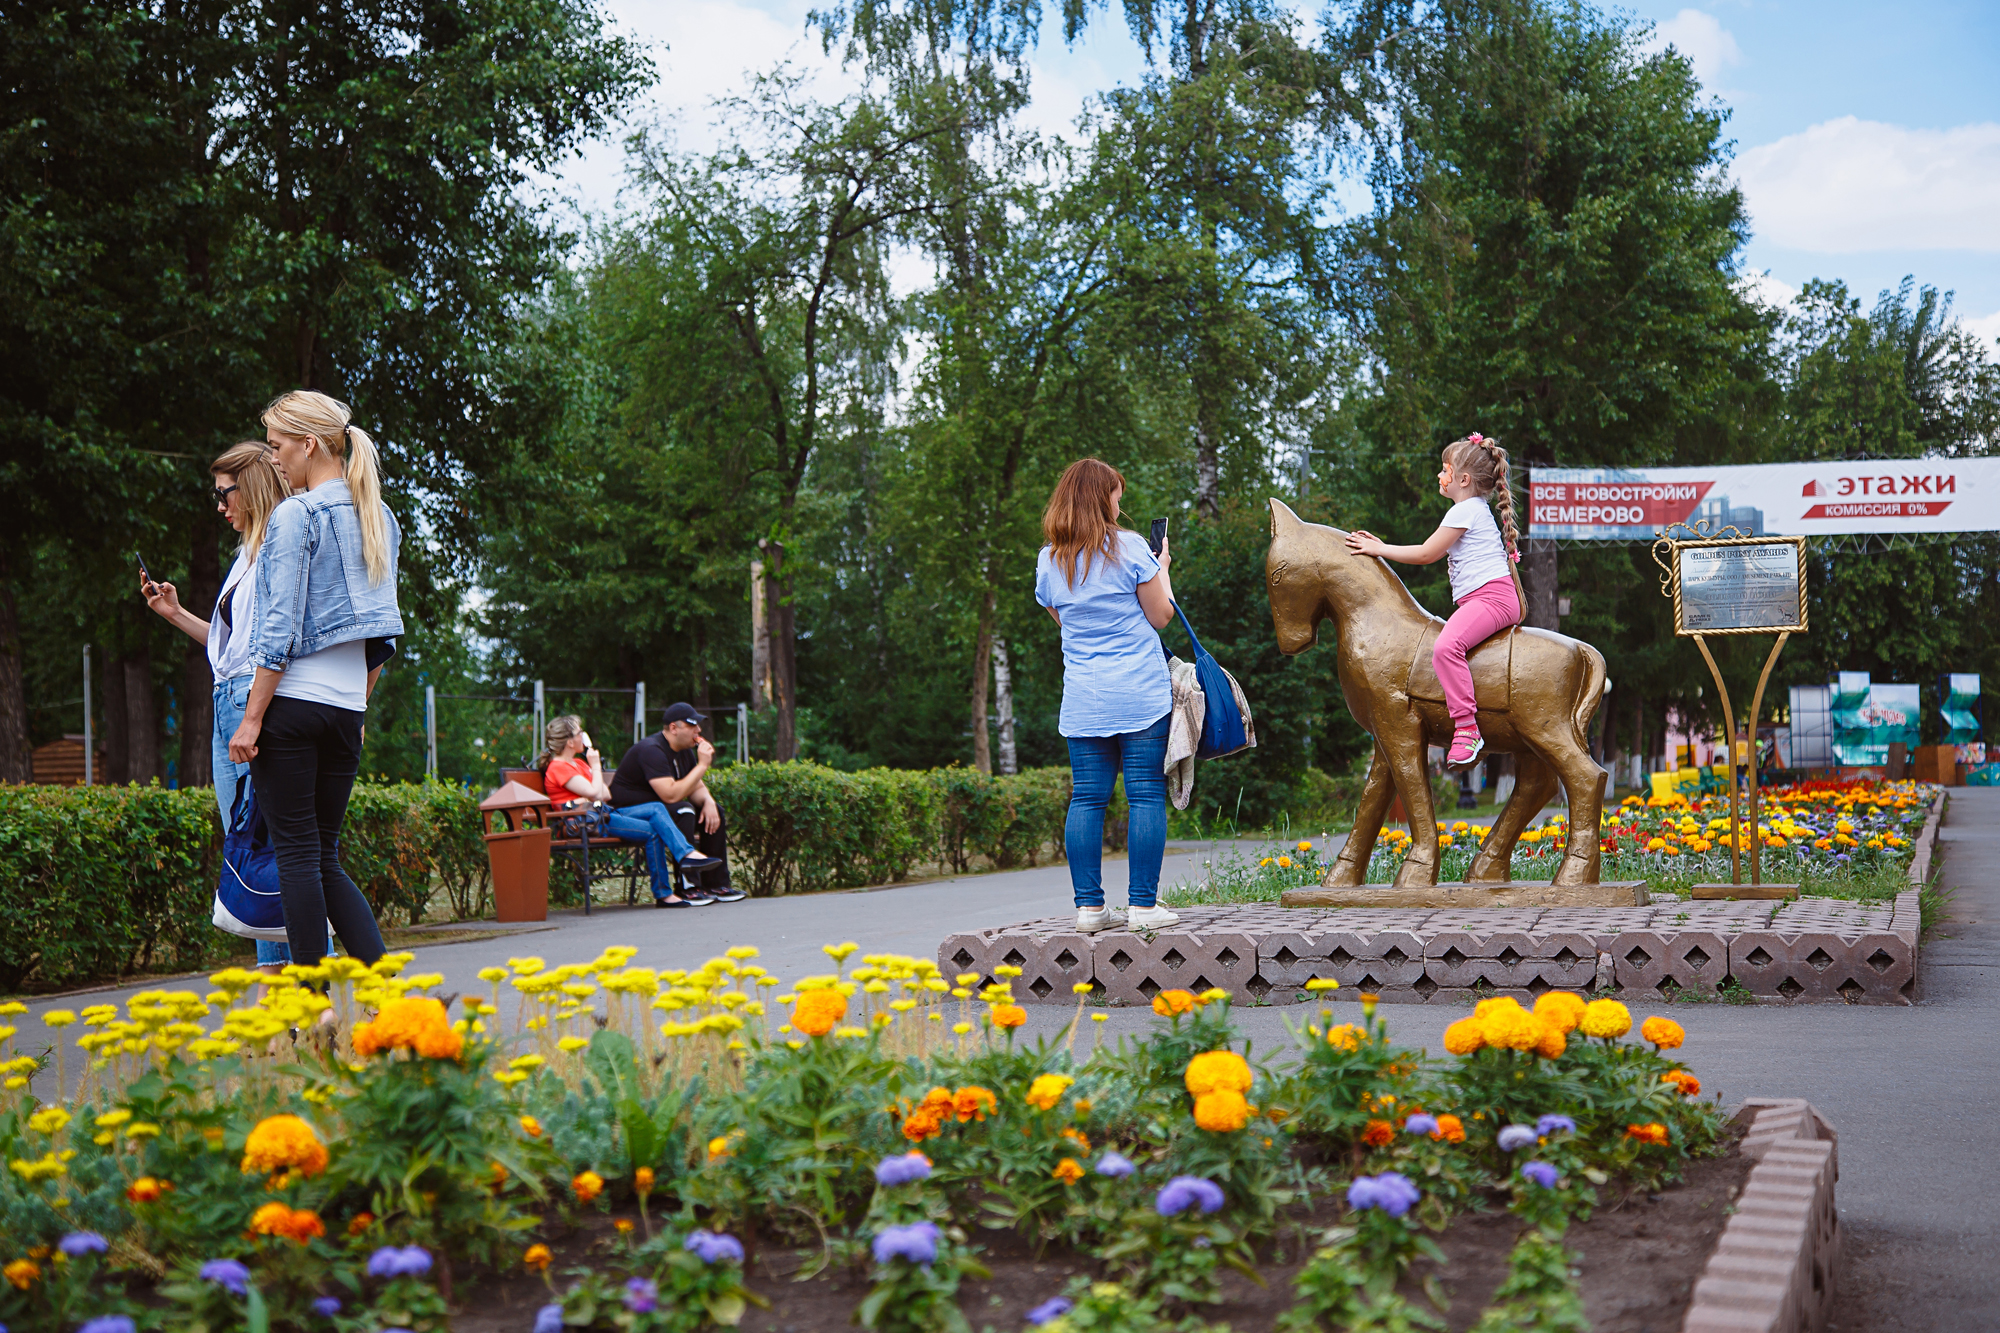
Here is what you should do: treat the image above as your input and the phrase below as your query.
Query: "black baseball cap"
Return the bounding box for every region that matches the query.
[662,702,706,726]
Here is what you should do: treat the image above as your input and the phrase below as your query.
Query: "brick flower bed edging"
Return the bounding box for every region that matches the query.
[1907,789,1946,886]
[1682,1098,1840,1333]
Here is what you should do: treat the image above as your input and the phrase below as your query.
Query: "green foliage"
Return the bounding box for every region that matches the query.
[1466,1231,1590,1333]
[548,1229,762,1332]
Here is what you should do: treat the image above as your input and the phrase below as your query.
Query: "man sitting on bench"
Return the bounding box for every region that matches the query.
[538,714,721,908]
[609,702,745,904]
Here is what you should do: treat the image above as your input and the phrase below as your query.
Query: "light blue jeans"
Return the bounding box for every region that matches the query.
[604,801,700,899]
[1064,712,1171,910]
[215,675,327,967]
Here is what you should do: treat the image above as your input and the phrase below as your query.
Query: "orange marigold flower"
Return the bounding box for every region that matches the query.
[572,1170,605,1203]
[1432,1114,1466,1143]
[1183,1051,1253,1097]
[1152,989,1198,1017]
[1442,1017,1485,1056]
[1325,1023,1366,1051]
[901,1105,946,1143]
[1640,1016,1686,1050]
[1060,1127,1091,1153]
[242,1115,329,1178]
[1361,1118,1396,1147]
[5,1259,41,1290]
[250,1201,324,1244]
[1193,1090,1251,1132]
[1053,1157,1085,1185]
[1662,1070,1701,1097]
[1535,1022,1567,1061]
[524,1244,553,1271]
[352,996,463,1061]
[520,1116,544,1138]
[126,1177,169,1203]
[348,1212,376,1236]
[953,1086,998,1122]
[990,1004,1027,1029]
[616,1219,635,1235]
[635,1166,655,1195]
[792,989,848,1037]
[1532,991,1588,1035]
[1625,1122,1670,1146]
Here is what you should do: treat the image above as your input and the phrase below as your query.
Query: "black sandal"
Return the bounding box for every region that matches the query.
[654,896,690,909]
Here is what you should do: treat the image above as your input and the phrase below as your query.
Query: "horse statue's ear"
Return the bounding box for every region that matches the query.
[1269,498,1302,538]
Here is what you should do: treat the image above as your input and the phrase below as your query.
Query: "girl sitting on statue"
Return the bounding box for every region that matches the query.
[1344,433,1524,770]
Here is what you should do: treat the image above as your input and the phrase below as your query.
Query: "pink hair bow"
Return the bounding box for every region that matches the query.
[1510,550,1521,563]
[1467,432,1484,444]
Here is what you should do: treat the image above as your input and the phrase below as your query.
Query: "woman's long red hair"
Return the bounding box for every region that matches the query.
[1042,458,1128,589]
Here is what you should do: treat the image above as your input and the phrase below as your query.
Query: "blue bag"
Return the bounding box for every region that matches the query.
[212,776,290,940]
[1173,605,1256,760]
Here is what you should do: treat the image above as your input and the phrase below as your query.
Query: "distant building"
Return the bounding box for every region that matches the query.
[1697,495,1764,536]
[30,735,106,786]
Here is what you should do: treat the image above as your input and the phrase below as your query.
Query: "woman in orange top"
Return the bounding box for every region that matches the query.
[535,715,720,907]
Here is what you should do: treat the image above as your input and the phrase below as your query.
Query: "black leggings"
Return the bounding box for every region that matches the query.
[247,695,386,969]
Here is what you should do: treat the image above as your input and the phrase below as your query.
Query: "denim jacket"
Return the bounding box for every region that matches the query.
[251,479,405,671]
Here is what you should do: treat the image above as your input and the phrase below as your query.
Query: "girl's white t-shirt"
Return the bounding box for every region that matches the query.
[1442,498,1513,601]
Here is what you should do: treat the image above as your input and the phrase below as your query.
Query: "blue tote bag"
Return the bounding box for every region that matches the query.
[1173,605,1255,760]
[212,776,290,941]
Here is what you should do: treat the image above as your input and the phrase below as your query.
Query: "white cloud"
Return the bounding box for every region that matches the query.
[1642,9,1742,89]
[1736,270,1798,311]
[1736,117,2000,254]
[1964,310,2000,352]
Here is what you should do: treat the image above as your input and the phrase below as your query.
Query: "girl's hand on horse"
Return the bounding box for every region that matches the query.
[1345,530,1388,558]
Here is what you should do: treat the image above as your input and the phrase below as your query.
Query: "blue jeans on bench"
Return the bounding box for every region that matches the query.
[604,801,700,900]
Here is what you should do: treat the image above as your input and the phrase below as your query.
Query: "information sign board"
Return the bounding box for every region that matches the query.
[1673,538,1807,635]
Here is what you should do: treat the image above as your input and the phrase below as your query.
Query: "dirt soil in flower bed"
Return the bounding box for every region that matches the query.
[453,1125,1750,1333]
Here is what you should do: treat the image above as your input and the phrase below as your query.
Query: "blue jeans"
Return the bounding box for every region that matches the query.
[605,801,699,899]
[215,677,327,966]
[1064,712,1170,909]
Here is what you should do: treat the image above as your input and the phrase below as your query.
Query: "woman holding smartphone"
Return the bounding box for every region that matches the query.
[142,442,325,975]
[228,390,403,975]
[1034,458,1179,934]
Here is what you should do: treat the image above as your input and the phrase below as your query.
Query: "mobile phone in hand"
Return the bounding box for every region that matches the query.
[1148,518,1169,556]
[135,554,155,590]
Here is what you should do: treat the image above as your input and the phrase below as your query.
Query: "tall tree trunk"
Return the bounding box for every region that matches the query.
[178,520,221,789]
[766,542,798,761]
[0,564,29,783]
[1522,538,1559,629]
[1193,409,1222,520]
[749,556,770,711]
[969,586,995,774]
[994,634,1017,776]
[104,648,130,783]
[125,653,159,782]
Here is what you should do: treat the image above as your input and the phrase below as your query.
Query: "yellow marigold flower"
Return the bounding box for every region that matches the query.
[822,942,860,962]
[1193,1089,1251,1132]
[707,1131,742,1162]
[792,989,848,1037]
[1053,1157,1085,1185]
[1025,1073,1074,1111]
[41,1010,77,1028]
[1580,999,1632,1040]
[352,996,463,1061]
[1197,988,1230,1005]
[5,1258,40,1290]
[1152,989,1198,1017]
[27,1106,71,1136]
[1297,840,1312,852]
[242,1115,329,1178]
[1183,1050,1253,1097]
[478,967,510,984]
[1640,1016,1686,1050]
[1325,1023,1365,1051]
[1277,855,1293,868]
[1072,982,1094,995]
[572,1170,605,1203]
[1304,978,1340,992]
[1476,1000,1543,1052]
[1443,1016,1485,1056]
[1535,1022,1566,1060]
[525,1243,553,1271]
[1532,991,1587,1034]
[990,1004,1027,1029]
[557,1036,590,1053]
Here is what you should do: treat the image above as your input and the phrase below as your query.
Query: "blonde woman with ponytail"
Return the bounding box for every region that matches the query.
[227,390,406,974]
[1345,432,1524,771]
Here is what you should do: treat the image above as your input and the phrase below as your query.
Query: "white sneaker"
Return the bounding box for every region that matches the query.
[1076,906,1124,933]
[1126,905,1180,931]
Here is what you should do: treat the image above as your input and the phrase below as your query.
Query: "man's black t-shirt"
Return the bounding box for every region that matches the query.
[609,733,701,809]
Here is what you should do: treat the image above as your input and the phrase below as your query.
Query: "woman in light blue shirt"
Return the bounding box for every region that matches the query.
[1035,458,1179,933]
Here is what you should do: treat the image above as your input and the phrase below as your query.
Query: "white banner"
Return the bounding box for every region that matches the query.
[1527,458,2000,540]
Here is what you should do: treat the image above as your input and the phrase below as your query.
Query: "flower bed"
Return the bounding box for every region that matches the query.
[1173,778,1933,905]
[3,948,1731,1333]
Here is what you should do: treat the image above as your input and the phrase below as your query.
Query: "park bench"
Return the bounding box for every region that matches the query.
[499,767,645,914]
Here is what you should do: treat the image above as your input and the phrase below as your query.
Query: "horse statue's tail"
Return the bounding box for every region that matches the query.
[1573,641,1608,748]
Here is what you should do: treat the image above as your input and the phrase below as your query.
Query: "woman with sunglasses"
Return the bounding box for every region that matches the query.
[143,442,318,975]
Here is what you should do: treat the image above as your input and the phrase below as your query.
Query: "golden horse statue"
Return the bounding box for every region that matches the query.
[1265,499,1609,888]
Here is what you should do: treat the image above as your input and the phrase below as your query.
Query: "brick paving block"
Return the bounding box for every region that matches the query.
[1683,1311,1782,1333]
[1422,929,1596,989]
[1729,930,1913,1004]
[1090,930,1261,1006]
[937,932,994,982]
[1609,928,1730,995]
[1256,927,1431,992]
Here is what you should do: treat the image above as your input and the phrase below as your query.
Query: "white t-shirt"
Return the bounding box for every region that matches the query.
[207,550,260,683]
[273,638,368,712]
[1442,498,1514,602]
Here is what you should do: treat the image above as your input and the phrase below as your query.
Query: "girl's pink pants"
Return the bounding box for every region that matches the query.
[1434,576,1522,727]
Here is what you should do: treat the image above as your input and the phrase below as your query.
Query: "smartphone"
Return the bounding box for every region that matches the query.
[1148,517,1169,556]
[135,555,155,590]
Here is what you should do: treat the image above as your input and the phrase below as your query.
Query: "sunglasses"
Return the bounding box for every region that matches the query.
[213,484,239,505]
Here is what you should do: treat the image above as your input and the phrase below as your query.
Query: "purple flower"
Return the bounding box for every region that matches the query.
[1835,853,1851,863]
[199,1259,251,1296]
[1536,1114,1576,1136]
[1402,1113,1438,1136]
[1026,1296,1075,1325]
[366,1246,432,1279]
[534,1304,565,1333]
[875,1152,932,1186]
[683,1230,745,1265]
[623,1278,658,1314]
[59,1233,109,1258]
[1497,1124,1539,1152]
[872,1221,941,1267]
[1095,1152,1136,1178]
[312,1297,342,1318]
[1346,1172,1421,1218]
[78,1321,136,1333]
[1521,1161,1560,1189]
[1154,1176,1225,1216]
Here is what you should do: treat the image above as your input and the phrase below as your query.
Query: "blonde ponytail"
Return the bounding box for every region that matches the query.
[261,390,393,585]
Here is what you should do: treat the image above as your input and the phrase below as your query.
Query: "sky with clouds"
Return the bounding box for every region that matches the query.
[546,0,2000,346]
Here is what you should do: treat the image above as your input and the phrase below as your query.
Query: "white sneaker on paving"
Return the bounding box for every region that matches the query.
[1126,905,1180,931]
[1076,906,1123,933]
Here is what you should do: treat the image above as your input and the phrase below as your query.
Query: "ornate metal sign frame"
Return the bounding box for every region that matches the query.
[1652,523,1808,638]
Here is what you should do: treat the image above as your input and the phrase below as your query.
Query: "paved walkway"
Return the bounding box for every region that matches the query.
[12,801,1999,1328]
